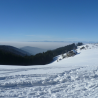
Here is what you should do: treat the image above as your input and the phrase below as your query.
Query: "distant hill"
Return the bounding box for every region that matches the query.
[20,46,47,55]
[0,43,76,65]
[0,45,30,56]
[52,43,76,56]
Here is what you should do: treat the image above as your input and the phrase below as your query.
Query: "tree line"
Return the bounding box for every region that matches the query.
[0,43,83,65]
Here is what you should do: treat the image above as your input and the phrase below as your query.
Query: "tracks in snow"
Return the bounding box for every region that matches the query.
[1,66,98,98]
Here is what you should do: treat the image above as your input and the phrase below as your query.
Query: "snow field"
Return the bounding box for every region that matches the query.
[1,44,98,98]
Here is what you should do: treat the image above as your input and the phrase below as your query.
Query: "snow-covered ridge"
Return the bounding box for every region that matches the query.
[77,43,98,50]
[53,43,98,63]
[1,44,98,98]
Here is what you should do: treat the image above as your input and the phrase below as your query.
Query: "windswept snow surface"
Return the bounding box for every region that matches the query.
[1,44,98,98]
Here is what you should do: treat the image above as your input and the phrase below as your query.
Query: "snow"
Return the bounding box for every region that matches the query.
[1,44,98,98]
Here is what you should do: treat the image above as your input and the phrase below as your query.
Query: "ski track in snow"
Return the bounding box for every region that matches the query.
[1,44,98,98]
[1,66,98,98]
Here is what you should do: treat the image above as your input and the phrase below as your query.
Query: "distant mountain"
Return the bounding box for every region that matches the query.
[20,46,47,55]
[0,43,76,65]
[0,45,30,56]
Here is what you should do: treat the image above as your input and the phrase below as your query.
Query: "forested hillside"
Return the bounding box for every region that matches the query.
[0,45,30,56]
[0,43,78,65]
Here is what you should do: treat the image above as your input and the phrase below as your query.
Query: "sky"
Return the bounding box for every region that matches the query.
[0,0,98,48]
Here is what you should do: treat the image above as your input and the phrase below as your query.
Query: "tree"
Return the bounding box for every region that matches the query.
[77,42,83,46]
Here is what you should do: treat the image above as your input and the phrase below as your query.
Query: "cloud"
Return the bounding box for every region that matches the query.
[0,41,72,50]
[25,34,54,40]
[65,38,87,41]
[25,34,86,42]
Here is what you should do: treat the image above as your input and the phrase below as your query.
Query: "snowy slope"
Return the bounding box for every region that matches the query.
[1,44,98,98]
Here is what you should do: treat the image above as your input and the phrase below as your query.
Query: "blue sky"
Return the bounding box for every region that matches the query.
[0,0,98,42]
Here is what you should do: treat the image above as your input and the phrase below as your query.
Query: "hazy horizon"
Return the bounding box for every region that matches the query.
[0,41,73,50]
[0,41,95,50]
